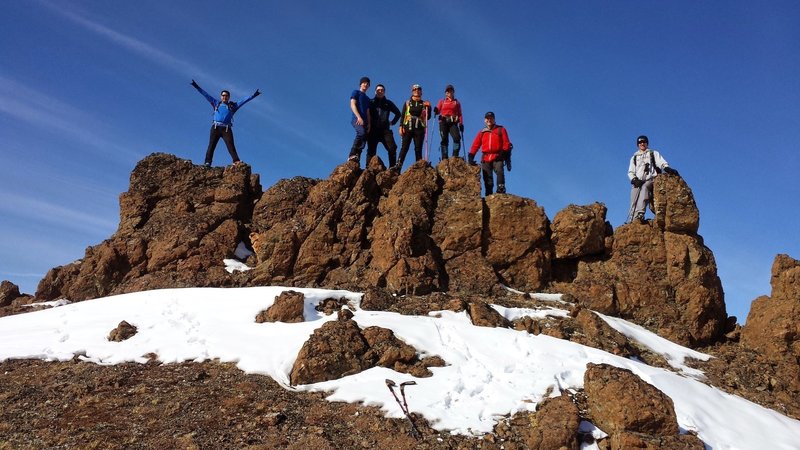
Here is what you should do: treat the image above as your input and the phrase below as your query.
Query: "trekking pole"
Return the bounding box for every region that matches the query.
[626,186,641,224]
[385,379,421,439]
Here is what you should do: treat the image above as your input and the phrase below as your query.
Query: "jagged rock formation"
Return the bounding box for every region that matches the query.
[741,254,800,359]
[551,175,727,346]
[35,154,261,301]
[27,153,729,347]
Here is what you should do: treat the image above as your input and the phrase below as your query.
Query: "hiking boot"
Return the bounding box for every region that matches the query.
[348,155,359,163]
[497,184,506,194]
[634,212,645,224]
[203,162,211,168]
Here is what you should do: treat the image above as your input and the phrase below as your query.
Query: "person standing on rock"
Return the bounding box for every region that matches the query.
[434,84,464,161]
[191,80,260,167]
[394,84,432,172]
[366,84,401,168]
[348,76,372,165]
[627,135,680,223]
[469,111,511,195]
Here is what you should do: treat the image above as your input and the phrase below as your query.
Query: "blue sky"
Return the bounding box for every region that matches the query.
[1,1,798,322]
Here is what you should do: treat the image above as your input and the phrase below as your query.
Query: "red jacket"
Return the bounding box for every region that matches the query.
[435,98,463,124]
[469,125,510,162]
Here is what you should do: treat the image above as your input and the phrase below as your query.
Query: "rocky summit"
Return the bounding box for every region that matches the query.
[1,152,799,449]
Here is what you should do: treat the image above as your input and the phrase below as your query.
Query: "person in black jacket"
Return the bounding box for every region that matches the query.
[366,84,401,168]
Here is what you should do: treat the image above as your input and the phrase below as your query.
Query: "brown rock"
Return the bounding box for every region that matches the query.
[108,320,137,342]
[524,394,581,450]
[653,174,700,234]
[1,281,22,307]
[256,290,305,323]
[360,287,395,311]
[741,254,800,359]
[369,161,442,294]
[36,153,261,302]
[467,301,510,328]
[571,308,638,357]
[609,431,705,450]
[485,195,551,291]
[290,319,370,385]
[552,203,608,259]
[289,319,437,385]
[584,363,679,436]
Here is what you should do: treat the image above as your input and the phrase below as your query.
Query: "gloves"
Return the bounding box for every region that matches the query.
[663,166,680,176]
[254,89,261,97]
[459,123,464,133]
[191,79,199,88]
[631,177,644,188]
[505,159,512,171]
[433,106,440,116]
[468,155,477,165]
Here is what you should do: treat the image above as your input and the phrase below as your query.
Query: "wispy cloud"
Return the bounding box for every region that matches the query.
[38,0,246,95]
[37,1,334,158]
[0,191,117,235]
[0,76,140,163]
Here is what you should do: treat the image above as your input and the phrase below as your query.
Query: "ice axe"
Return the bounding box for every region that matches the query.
[385,378,421,439]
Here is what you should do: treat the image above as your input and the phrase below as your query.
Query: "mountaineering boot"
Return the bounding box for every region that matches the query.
[440,145,448,161]
[203,162,211,168]
[497,184,506,194]
[634,212,645,224]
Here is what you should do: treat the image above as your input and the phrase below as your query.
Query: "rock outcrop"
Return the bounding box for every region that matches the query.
[552,174,728,346]
[35,153,261,301]
[741,254,800,360]
[20,153,731,347]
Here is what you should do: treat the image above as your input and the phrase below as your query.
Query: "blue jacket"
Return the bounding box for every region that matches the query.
[194,85,257,126]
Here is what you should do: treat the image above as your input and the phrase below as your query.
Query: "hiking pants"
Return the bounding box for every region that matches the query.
[367,128,398,167]
[397,127,425,170]
[630,178,654,218]
[205,124,240,165]
[348,119,368,158]
[439,120,461,160]
[481,160,506,195]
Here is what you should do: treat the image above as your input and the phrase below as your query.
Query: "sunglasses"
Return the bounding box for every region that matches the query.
[637,141,647,144]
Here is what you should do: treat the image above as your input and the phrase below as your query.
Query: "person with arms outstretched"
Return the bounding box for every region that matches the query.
[191,80,260,167]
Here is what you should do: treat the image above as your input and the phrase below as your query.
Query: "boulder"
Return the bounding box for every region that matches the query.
[289,315,437,385]
[485,195,551,291]
[584,363,679,437]
[552,203,608,259]
[653,173,700,234]
[0,281,23,307]
[523,394,581,450]
[108,320,137,342]
[256,290,305,323]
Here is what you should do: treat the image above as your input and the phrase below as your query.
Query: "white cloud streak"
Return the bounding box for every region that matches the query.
[0,76,140,163]
[37,1,334,157]
[0,191,117,235]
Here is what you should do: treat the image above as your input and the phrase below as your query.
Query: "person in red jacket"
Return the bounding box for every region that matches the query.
[469,111,511,195]
[434,84,464,160]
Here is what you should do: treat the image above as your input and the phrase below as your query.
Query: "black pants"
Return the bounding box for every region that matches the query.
[367,128,398,167]
[397,127,425,170]
[205,124,240,165]
[481,160,506,194]
[439,120,461,160]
